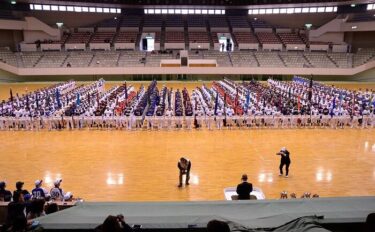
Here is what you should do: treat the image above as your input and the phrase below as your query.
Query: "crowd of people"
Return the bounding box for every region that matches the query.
[0,77,374,131]
[0,179,73,232]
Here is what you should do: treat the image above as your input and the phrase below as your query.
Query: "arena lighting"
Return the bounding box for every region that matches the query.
[248,6,338,15]
[352,25,358,29]
[351,4,356,7]
[305,23,312,29]
[11,1,16,5]
[368,4,374,10]
[29,4,120,14]
[144,8,225,15]
[56,22,64,28]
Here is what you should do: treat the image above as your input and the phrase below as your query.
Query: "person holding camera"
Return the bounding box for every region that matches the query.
[95,214,133,232]
[277,147,291,177]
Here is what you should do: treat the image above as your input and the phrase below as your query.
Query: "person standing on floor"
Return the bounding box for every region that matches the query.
[177,157,191,187]
[277,147,291,177]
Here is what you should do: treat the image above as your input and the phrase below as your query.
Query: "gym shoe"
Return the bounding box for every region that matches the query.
[178,184,182,188]
[279,174,283,176]
[285,175,289,178]
[186,182,190,185]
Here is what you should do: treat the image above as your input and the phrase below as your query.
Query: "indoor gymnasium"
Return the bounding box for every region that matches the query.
[0,0,374,231]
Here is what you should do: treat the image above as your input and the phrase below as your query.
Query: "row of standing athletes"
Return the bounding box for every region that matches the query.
[0,114,374,130]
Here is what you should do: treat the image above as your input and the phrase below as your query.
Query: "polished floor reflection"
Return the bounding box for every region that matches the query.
[0,129,374,201]
[0,82,374,201]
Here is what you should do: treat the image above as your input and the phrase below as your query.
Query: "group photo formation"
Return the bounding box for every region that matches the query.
[0,0,375,232]
[1,77,375,131]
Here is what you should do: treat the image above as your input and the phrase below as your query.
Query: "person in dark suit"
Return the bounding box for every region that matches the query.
[0,181,12,202]
[177,157,191,187]
[277,147,291,177]
[236,174,253,200]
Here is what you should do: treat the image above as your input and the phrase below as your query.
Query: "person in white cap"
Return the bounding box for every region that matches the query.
[50,179,73,201]
[276,147,291,177]
[31,180,50,200]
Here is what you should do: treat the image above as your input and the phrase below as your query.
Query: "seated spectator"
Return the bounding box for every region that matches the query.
[31,179,50,200]
[45,202,59,214]
[366,213,375,232]
[0,181,12,202]
[4,191,27,231]
[50,179,73,201]
[236,174,253,200]
[312,194,319,198]
[27,198,46,220]
[95,215,133,232]
[13,181,30,197]
[290,193,297,198]
[207,220,230,232]
[6,215,28,232]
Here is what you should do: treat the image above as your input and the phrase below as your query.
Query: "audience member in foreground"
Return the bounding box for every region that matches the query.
[95,215,133,232]
[0,181,12,202]
[27,198,46,220]
[4,191,27,232]
[207,220,230,232]
[366,213,375,232]
[236,174,253,200]
[45,202,59,215]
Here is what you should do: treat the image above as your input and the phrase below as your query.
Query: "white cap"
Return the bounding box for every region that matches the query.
[281,147,286,152]
[54,179,62,186]
[35,180,42,186]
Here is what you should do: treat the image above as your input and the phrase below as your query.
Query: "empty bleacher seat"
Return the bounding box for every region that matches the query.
[90,32,115,43]
[208,16,228,28]
[120,16,142,28]
[165,15,185,28]
[303,52,337,68]
[35,52,67,68]
[63,52,93,67]
[256,32,281,44]
[143,15,163,28]
[187,16,207,28]
[66,32,92,44]
[118,51,146,67]
[230,51,258,67]
[255,51,285,67]
[228,16,250,28]
[91,51,120,67]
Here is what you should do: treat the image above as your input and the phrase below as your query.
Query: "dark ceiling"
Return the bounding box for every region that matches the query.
[18,0,351,6]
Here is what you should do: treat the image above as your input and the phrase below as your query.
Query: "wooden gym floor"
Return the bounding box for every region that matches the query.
[0,81,374,202]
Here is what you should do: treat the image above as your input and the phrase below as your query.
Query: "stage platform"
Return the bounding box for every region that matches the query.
[37,197,375,230]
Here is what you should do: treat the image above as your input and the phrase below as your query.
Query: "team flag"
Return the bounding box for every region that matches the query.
[10,89,13,102]
[124,82,128,99]
[56,89,61,108]
[214,91,219,116]
[76,93,81,106]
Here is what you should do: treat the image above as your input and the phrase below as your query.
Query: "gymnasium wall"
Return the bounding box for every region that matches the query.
[25,11,120,29]
[252,13,336,29]
[23,11,337,30]
[345,31,375,51]
[0,30,23,50]
[0,70,374,82]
